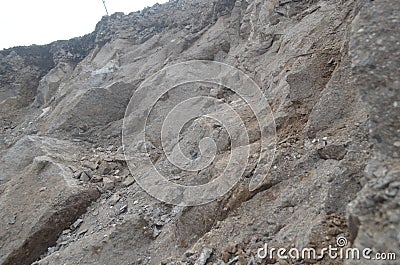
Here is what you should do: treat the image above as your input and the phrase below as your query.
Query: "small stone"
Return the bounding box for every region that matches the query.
[181,251,193,258]
[226,245,237,254]
[385,188,398,197]
[194,247,213,265]
[96,146,105,152]
[47,246,57,254]
[70,219,83,231]
[79,172,91,182]
[98,162,114,175]
[109,194,121,206]
[39,187,47,192]
[372,176,391,189]
[393,141,400,147]
[82,161,98,170]
[373,166,388,179]
[332,217,342,226]
[123,176,135,187]
[389,181,400,189]
[91,175,103,183]
[73,171,82,179]
[8,215,16,225]
[222,251,231,263]
[119,205,128,214]
[78,228,88,236]
[103,177,115,190]
[226,256,239,265]
[112,175,122,182]
[107,145,115,151]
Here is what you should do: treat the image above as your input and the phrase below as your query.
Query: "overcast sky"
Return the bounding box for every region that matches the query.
[0,0,168,50]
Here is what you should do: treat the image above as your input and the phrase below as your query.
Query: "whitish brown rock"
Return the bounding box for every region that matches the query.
[0,136,100,265]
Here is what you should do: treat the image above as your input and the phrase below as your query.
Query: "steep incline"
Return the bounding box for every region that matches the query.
[0,0,398,264]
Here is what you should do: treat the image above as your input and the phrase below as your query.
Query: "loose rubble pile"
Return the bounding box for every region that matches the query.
[0,0,398,264]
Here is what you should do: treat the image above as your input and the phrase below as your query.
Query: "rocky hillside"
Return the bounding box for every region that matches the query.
[0,0,399,264]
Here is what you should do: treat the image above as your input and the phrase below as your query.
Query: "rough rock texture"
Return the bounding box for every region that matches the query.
[0,0,398,265]
[0,136,100,265]
[345,0,400,264]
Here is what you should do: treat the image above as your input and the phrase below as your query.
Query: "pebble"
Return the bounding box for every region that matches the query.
[109,194,121,206]
[79,172,91,182]
[373,166,388,178]
[222,251,231,263]
[91,175,103,183]
[327,175,335,182]
[226,256,239,265]
[73,171,82,179]
[123,176,135,187]
[78,228,88,236]
[107,145,115,151]
[119,205,128,214]
[194,247,213,265]
[332,217,342,226]
[385,188,398,197]
[226,245,237,254]
[389,181,400,189]
[113,175,122,182]
[103,177,115,190]
[8,215,16,225]
[70,219,83,231]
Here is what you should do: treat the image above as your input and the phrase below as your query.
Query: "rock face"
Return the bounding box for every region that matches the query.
[0,136,100,265]
[0,0,398,265]
[345,0,400,264]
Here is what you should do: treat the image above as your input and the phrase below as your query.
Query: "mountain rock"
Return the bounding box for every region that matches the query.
[0,0,398,264]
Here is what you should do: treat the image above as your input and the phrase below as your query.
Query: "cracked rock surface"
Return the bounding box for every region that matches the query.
[0,0,398,264]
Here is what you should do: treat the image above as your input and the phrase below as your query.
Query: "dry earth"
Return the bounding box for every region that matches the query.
[0,0,399,264]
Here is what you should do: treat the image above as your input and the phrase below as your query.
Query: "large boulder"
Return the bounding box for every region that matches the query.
[0,136,99,265]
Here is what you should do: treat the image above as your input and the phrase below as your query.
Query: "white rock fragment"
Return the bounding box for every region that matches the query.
[70,219,83,231]
[194,247,213,265]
